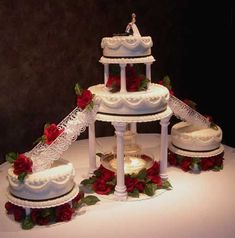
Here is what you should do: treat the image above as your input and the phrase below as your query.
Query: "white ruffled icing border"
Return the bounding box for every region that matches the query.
[99,56,155,64]
[169,143,224,158]
[6,185,79,209]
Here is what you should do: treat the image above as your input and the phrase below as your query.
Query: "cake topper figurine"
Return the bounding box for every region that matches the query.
[113,13,141,37]
[125,13,141,37]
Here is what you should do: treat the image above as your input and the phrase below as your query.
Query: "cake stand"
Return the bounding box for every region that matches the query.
[87,107,172,200]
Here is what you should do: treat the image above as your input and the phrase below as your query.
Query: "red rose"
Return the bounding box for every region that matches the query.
[135,181,145,192]
[125,175,138,193]
[180,158,192,172]
[13,154,32,175]
[200,158,214,171]
[31,209,52,225]
[127,76,141,92]
[44,123,63,145]
[99,165,115,181]
[77,89,93,110]
[72,191,85,204]
[106,75,121,91]
[5,202,15,214]
[55,203,74,222]
[148,174,162,187]
[168,151,178,166]
[13,206,26,221]
[147,160,160,176]
[214,155,224,167]
[30,209,40,223]
[92,179,114,195]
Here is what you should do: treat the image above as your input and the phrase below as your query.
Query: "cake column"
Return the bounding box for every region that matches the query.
[104,64,109,85]
[88,122,97,176]
[159,115,171,180]
[120,63,127,92]
[112,122,127,200]
[145,63,152,82]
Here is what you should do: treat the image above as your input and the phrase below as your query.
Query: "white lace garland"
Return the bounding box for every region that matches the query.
[168,95,210,128]
[26,105,99,172]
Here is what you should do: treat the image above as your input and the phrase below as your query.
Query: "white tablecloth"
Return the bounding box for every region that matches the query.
[1,134,235,238]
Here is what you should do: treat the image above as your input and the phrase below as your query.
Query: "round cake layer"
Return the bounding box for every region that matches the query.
[101,36,152,57]
[89,83,169,116]
[8,159,75,201]
[171,122,222,152]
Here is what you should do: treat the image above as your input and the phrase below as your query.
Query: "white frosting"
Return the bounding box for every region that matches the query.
[89,83,169,116]
[99,55,155,64]
[171,122,223,152]
[101,36,153,58]
[7,159,75,200]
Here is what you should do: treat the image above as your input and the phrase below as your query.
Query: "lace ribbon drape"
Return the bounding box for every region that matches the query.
[168,95,210,128]
[26,105,99,172]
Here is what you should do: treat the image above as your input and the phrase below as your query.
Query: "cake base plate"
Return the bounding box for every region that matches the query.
[6,185,79,209]
[169,143,224,158]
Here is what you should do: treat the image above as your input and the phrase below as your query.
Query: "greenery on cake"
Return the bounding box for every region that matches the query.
[80,156,172,198]
[5,192,99,230]
[106,64,150,93]
[168,150,224,172]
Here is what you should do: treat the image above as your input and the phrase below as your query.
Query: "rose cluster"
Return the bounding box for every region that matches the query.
[81,155,172,198]
[168,150,224,172]
[106,64,150,93]
[5,192,99,230]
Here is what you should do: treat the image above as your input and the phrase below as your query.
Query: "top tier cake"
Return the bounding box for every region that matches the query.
[101,13,153,58]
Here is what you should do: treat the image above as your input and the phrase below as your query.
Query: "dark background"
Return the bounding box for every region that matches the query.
[0,0,232,164]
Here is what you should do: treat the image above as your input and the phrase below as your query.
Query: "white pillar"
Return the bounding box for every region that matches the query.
[130,123,137,134]
[88,121,97,176]
[25,207,31,215]
[120,63,127,92]
[112,122,127,200]
[104,64,109,85]
[159,115,171,180]
[145,63,152,82]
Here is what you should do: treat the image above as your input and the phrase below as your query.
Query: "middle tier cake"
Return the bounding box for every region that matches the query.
[89,83,169,116]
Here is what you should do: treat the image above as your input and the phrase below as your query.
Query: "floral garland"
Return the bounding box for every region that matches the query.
[81,156,172,198]
[106,64,150,93]
[4,192,99,230]
[168,150,224,172]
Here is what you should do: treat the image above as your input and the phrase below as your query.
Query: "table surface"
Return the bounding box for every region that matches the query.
[1,134,235,238]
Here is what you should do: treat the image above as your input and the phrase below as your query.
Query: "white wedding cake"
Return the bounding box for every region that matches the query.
[89,13,169,117]
[7,159,76,201]
[170,121,223,152]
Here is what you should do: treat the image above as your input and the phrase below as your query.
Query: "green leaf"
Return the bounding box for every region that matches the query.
[212,166,223,171]
[18,172,27,182]
[136,169,147,181]
[5,152,18,163]
[41,208,53,218]
[80,178,95,186]
[44,123,50,130]
[21,216,35,230]
[144,183,157,196]
[162,180,173,189]
[75,83,83,95]
[128,188,140,198]
[82,195,100,206]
